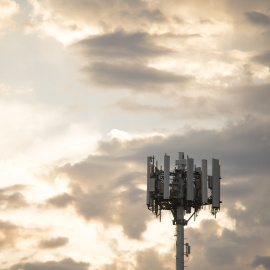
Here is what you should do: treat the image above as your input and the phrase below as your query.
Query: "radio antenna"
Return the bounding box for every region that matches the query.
[146,152,221,270]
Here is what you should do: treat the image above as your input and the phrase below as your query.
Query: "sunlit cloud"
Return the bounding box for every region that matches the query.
[2,0,270,269]
[0,0,19,29]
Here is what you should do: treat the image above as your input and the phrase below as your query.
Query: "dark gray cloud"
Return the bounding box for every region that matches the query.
[252,256,270,269]
[183,213,270,270]
[231,83,270,117]
[39,237,69,249]
[46,192,74,208]
[252,50,270,66]
[114,184,147,238]
[96,116,270,178]
[185,221,239,270]
[9,258,89,270]
[245,11,270,25]
[69,171,147,239]
[139,8,166,22]
[223,176,270,241]
[51,147,148,238]
[83,62,192,91]
[76,31,172,60]
[58,156,123,189]
[71,185,115,221]
[226,0,270,11]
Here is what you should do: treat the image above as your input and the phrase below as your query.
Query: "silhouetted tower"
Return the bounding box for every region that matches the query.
[146,152,221,270]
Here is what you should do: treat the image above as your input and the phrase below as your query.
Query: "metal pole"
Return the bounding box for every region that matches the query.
[176,206,184,270]
[176,152,185,270]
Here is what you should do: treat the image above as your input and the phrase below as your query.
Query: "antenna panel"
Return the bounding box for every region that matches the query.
[212,158,220,208]
[178,152,186,169]
[149,177,155,192]
[164,154,170,199]
[201,159,208,204]
[146,156,151,205]
[179,152,184,159]
[187,158,194,201]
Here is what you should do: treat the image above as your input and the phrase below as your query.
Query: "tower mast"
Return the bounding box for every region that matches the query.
[146,152,221,270]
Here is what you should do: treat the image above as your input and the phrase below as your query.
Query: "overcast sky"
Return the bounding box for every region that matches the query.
[1,0,270,269]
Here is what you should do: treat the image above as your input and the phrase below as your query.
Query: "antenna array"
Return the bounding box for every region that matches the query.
[146,152,221,270]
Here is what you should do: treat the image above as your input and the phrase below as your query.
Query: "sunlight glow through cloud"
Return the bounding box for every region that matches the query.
[28,0,101,45]
[0,0,19,20]
[1,1,270,269]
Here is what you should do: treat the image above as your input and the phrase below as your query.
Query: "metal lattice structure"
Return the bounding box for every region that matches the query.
[146,152,221,270]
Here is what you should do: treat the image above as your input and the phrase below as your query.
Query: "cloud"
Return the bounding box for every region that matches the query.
[0,0,20,29]
[69,171,147,239]
[0,192,28,209]
[9,258,89,270]
[109,95,225,120]
[39,237,69,249]
[184,221,238,269]
[49,141,150,238]
[44,115,270,244]
[33,0,166,31]
[74,30,191,92]
[83,62,191,91]
[231,83,270,116]
[139,8,166,22]
[252,50,270,66]
[109,79,270,122]
[252,256,270,269]
[46,192,74,208]
[10,115,266,269]
[31,0,270,98]
[100,248,173,270]
[0,185,29,209]
[184,211,270,270]
[97,116,270,178]
[0,184,28,193]
[0,220,20,248]
[6,1,270,269]
[25,0,170,45]
[75,31,172,60]
[245,11,270,25]
[135,249,171,270]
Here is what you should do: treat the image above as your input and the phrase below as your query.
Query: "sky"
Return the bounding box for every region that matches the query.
[1,0,270,269]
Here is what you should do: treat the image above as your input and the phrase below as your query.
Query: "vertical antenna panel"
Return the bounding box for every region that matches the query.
[164,154,170,199]
[187,158,194,201]
[149,177,155,192]
[178,152,185,169]
[212,158,220,208]
[179,152,184,159]
[201,159,208,204]
[146,156,151,205]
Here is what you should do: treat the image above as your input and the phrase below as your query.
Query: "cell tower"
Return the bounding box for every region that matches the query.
[146,152,221,270]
